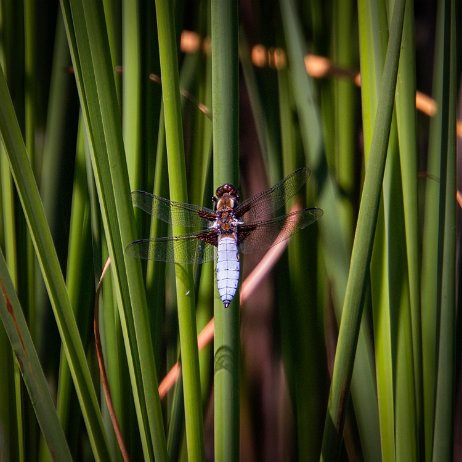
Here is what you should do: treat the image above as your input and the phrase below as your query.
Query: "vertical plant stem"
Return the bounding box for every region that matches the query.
[321,0,406,458]
[0,200,19,459]
[211,0,239,460]
[281,0,381,459]
[332,0,357,243]
[40,19,79,456]
[392,1,420,459]
[0,5,21,460]
[0,62,111,462]
[420,0,456,459]
[62,1,168,459]
[432,0,456,458]
[24,0,36,332]
[359,2,395,460]
[154,1,205,460]
[394,0,421,426]
[0,252,73,462]
[55,118,92,435]
[123,0,141,190]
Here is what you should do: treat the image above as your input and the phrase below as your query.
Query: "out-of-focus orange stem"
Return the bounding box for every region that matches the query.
[179,31,461,138]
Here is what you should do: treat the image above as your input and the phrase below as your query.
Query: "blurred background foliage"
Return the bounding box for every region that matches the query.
[0,0,460,460]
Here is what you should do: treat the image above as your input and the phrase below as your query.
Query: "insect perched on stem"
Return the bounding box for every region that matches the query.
[127,167,323,307]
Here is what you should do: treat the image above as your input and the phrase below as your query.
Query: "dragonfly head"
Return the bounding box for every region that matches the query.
[213,184,239,211]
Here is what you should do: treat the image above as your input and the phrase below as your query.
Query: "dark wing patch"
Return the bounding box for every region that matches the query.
[126,230,217,264]
[197,229,218,247]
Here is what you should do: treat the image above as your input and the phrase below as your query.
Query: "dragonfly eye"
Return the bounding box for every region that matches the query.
[216,183,239,199]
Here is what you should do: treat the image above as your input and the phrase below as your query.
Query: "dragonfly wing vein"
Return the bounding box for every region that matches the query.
[238,207,322,255]
[236,167,310,222]
[131,190,214,228]
[126,232,216,264]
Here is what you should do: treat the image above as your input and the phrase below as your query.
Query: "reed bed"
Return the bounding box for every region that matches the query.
[0,0,458,460]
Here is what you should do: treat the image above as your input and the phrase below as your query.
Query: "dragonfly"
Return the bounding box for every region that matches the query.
[126,167,323,307]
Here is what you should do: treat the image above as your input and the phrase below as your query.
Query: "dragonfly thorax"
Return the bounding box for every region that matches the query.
[211,184,241,237]
[213,209,241,235]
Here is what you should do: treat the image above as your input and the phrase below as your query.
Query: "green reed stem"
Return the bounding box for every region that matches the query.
[154,0,205,460]
[61,0,168,459]
[0,62,111,462]
[321,0,406,458]
[211,1,240,461]
[431,0,456,459]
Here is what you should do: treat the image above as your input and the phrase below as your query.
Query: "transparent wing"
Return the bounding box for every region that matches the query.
[235,167,310,222]
[126,230,217,264]
[131,190,215,228]
[238,207,323,256]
